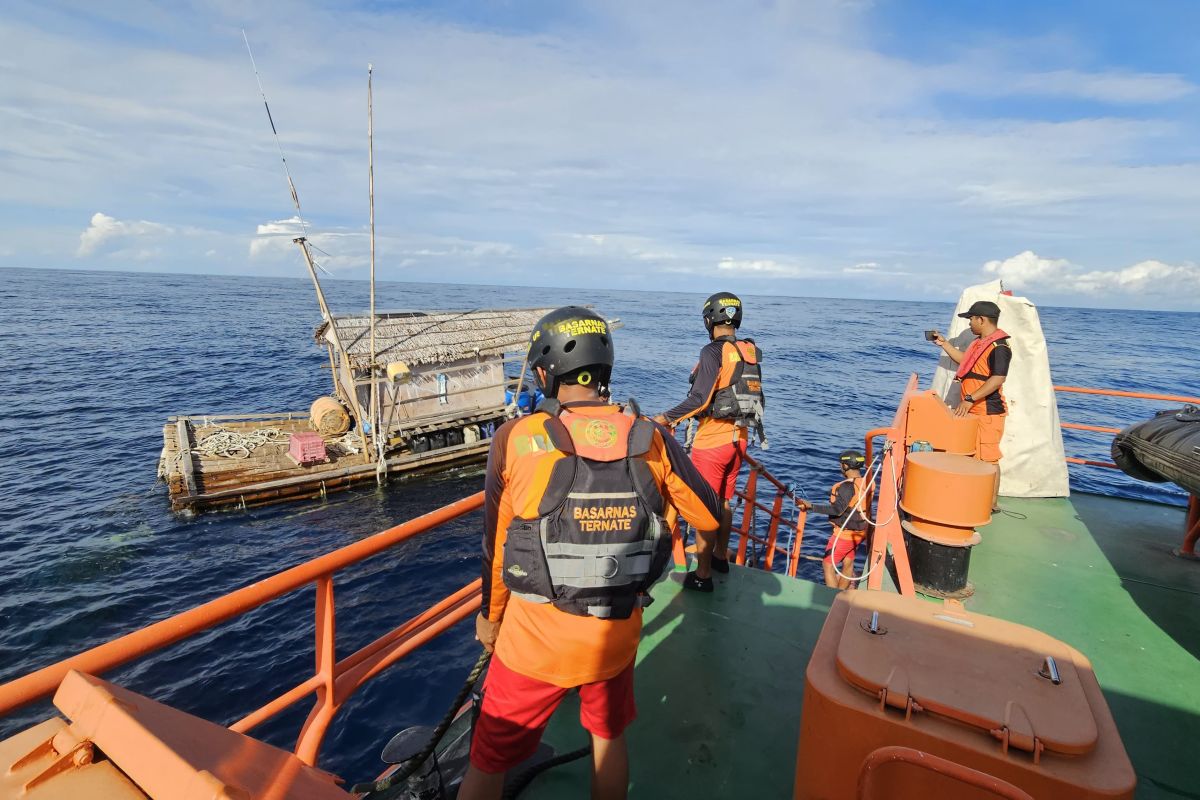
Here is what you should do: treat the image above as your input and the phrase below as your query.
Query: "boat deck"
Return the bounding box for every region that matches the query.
[525,493,1198,799]
[158,410,499,513]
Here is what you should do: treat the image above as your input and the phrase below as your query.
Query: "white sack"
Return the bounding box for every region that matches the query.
[930,280,1070,497]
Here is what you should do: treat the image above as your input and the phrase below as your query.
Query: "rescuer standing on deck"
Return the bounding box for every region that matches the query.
[653,292,765,593]
[932,300,1011,511]
[461,307,721,800]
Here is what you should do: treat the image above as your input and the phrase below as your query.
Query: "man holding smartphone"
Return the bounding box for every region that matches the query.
[930,300,1011,510]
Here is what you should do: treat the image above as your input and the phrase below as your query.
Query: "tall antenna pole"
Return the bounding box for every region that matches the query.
[368,63,378,379]
[368,64,384,479]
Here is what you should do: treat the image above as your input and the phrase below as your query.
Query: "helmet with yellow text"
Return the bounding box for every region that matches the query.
[702,292,742,335]
[527,306,614,398]
[839,450,866,470]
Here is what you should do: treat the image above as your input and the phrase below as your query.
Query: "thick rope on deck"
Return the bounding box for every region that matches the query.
[193,426,288,459]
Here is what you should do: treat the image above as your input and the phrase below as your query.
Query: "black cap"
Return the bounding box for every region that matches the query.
[957,300,1001,320]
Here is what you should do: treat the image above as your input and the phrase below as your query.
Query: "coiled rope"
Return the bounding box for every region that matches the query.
[194,426,288,459]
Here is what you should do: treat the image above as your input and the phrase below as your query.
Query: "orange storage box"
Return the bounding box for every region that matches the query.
[795,592,1135,800]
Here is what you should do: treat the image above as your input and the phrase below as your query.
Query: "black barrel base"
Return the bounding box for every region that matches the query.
[903,530,974,597]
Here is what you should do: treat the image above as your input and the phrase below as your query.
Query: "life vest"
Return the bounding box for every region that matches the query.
[829,476,866,532]
[957,330,1010,414]
[501,401,671,620]
[707,338,765,435]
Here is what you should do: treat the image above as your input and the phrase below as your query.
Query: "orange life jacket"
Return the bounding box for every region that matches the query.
[501,401,670,620]
[707,338,765,439]
[829,476,866,534]
[958,331,1010,414]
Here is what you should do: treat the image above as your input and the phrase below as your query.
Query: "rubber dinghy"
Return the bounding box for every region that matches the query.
[1112,405,1200,496]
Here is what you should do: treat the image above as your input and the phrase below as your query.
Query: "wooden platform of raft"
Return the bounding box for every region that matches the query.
[158,408,502,514]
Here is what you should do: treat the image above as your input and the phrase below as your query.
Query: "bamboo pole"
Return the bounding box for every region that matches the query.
[368,64,383,482]
[295,238,370,455]
[365,68,385,478]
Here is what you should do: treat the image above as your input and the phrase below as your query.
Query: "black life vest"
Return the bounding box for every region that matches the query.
[708,338,766,437]
[501,401,671,620]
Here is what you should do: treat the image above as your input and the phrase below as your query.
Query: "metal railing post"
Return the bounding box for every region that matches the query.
[735,469,758,566]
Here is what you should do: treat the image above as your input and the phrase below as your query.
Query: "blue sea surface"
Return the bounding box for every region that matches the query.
[0,267,1194,782]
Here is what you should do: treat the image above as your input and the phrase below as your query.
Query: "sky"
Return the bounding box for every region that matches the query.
[2,0,1199,310]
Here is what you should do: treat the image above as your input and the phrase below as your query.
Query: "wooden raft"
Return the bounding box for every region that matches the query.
[158,409,497,514]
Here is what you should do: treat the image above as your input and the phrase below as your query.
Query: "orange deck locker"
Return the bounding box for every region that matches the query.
[795,592,1135,800]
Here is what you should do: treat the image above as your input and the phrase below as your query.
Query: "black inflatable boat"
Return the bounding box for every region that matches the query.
[1112,405,1200,496]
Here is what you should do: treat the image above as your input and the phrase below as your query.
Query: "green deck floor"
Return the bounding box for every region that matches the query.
[523,494,1199,799]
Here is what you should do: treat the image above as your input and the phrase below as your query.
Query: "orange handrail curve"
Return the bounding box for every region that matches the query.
[1055,384,1198,470]
[1053,385,1200,404]
[0,491,486,767]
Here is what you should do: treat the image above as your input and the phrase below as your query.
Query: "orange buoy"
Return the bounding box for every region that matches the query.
[900,451,996,597]
[309,396,351,436]
[900,451,995,545]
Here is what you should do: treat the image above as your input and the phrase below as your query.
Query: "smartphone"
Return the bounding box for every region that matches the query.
[924,330,939,342]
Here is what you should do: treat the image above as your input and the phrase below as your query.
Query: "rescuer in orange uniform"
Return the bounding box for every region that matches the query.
[654,292,765,592]
[460,306,722,800]
[932,300,1011,510]
[799,450,868,590]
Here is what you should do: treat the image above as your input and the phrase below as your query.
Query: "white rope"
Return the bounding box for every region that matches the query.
[193,426,288,459]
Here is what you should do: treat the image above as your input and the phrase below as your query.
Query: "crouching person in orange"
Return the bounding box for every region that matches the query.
[800,450,868,589]
[459,306,722,800]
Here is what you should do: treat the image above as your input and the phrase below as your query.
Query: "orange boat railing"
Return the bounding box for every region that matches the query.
[1054,384,1200,469]
[1054,384,1200,556]
[0,493,487,767]
[732,449,812,577]
[669,448,814,578]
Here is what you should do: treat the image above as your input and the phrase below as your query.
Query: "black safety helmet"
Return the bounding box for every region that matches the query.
[526,306,614,398]
[839,450,866,470]
[702,292,743,334]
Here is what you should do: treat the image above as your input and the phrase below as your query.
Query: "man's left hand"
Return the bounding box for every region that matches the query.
[953,402,972,418]
[475,614,501,653]
[652,414,671,427]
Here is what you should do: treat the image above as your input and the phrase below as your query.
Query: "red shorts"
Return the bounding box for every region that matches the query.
[823,527,864,565]
[469,655,637,773]
[691,441,744,501]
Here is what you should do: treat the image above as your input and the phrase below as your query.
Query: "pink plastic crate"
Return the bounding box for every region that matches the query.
[289,432,327,465]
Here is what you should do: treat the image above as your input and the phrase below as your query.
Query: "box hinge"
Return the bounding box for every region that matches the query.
[990,701,1045,764]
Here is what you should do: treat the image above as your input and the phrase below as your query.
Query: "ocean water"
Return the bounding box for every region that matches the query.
[0,266,1193,782]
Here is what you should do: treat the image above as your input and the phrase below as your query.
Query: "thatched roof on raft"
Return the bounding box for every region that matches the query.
[315,308,558,369]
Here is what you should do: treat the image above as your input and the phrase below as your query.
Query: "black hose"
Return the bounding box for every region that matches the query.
[501,745,592,800]
[352,648,492,795]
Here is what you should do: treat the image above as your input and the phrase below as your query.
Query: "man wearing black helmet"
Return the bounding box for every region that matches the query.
[799,450,868,589]
[653,292,764,593]
[461,307,721,800]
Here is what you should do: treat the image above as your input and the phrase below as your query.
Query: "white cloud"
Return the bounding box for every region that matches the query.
[844,262,879,273]
[983,250,1200,298]
[1006,69,1194,104]
[77,212,174,257]
[1075,260,1200,295]
[716,258,809,278]
[984,251,1072,286]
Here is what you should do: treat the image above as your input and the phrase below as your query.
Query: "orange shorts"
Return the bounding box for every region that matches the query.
[691,441,744,500]
[470,655,637,773]
[974,413,1005,464]
[823,527,865,565]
